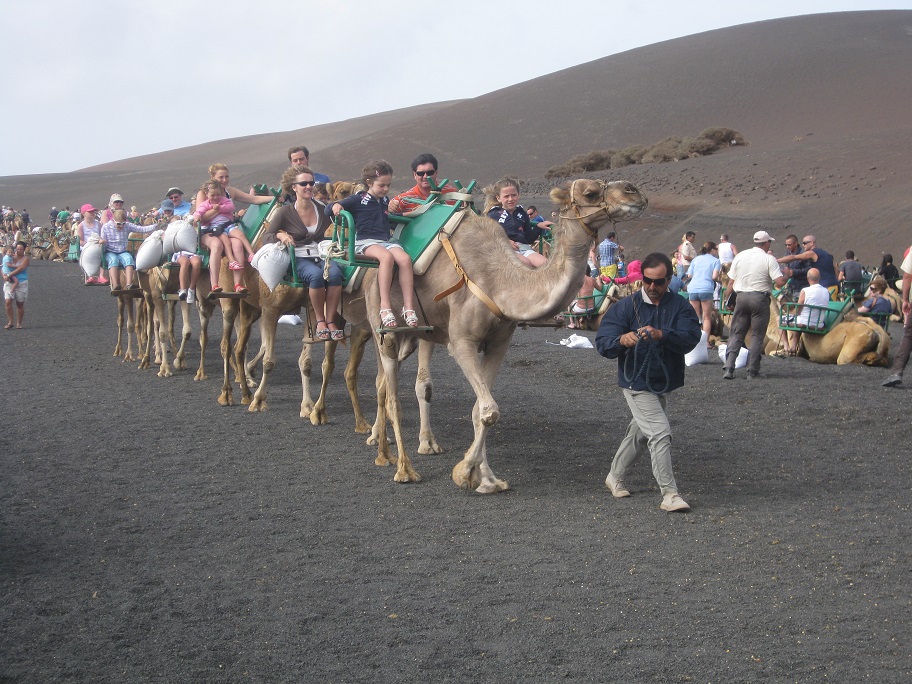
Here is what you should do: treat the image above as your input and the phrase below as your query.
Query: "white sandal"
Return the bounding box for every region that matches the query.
[379,308,397,328]
[401,308,419,327]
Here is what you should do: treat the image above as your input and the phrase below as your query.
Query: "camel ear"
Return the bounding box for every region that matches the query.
[550,184,571,207]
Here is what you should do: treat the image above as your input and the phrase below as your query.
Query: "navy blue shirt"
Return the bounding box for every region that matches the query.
[596,290,701,393]
[488,205,542,245]
[328,191,392,241]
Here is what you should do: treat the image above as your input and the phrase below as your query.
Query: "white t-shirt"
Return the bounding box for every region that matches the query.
[900,247,912,275]
[728,246,784,294]
[797,283,830,328]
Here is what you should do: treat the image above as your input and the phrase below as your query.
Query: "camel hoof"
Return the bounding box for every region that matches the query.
[417,437,443,455]
[375,454,396,467]
[452,462,482,491]
[480,405,500,427]
[138,359,149,370]
[157,366,173,378]
[194,371,207,381]
[123,353,135,362]
[247,400,267,413]
[353,419,372,434]
[309,408,329,426]
[394,468,422,484]
[476,478,510,494]
[217,391,234,407]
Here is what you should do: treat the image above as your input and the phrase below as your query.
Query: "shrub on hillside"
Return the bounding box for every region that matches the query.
[546,127,746,177]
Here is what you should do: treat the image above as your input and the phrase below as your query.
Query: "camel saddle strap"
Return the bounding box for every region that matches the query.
[434,232,506,319]
[401,191,475,219]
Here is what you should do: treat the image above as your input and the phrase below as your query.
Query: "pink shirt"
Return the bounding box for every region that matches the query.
[194,196,235,227]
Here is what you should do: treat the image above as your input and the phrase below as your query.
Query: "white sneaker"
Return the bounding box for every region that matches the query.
[178,289,187,301]
[660,493,690,512]
[605,473,630,498]
[186,289,195,304]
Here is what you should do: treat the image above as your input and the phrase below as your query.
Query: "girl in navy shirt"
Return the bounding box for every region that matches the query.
[486,177,547,268]
[328,160,418,328]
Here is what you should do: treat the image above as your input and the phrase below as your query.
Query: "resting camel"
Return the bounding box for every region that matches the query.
[766,296,889,365]
[363,179,648,492]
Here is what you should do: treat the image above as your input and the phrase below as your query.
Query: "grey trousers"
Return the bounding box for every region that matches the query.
[610,390,679,495]
[725,291,771,374]
[890,311,912,375]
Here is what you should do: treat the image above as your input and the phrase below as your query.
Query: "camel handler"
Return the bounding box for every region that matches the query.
[723,231,787,380]
[595,252,701,513]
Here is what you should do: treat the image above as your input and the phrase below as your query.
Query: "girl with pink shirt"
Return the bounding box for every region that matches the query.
[192,181,247,294]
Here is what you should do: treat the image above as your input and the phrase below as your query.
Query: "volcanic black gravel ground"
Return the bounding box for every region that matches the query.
[2,260,910,683]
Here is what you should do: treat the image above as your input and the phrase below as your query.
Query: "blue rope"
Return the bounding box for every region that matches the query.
[621,336,671,395]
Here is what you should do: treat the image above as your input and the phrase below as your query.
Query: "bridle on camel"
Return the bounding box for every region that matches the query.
[557,179,619,238]
[434,181,618,319]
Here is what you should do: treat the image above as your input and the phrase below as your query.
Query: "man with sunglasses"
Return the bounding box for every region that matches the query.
[164,188,192,217]
[723,231,788,379]
[388,153,458,215]
[596,252,701,513]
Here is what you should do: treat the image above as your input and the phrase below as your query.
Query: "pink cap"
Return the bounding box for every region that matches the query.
[80,203,98,213]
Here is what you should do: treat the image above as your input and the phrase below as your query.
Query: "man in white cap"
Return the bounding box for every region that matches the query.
[723,230,787,379]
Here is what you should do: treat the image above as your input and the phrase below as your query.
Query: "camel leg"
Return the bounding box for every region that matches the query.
[236,302,260,405]
[248,308,280,413]
[345,327,373,433]
[245,341,264,389]
[308,339,338,426]
[298,338,316,419]
[122,297,136,362]
[449,331,512,494]
[376,333,421,483]
[113,297,124,358]
[194,297,213,381]
[371,349,397,466]
[415,338,442,454]
[137,277,154,370]
[154,297,173,378]
[218,299,237,406]
[174,301,192,371]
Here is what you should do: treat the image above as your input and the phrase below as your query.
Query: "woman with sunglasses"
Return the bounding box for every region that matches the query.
[263,166,343,340]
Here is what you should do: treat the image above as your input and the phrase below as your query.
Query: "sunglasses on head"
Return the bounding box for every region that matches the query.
[414,170,436,177]
[642,276,669,286]
[295,180,315,187]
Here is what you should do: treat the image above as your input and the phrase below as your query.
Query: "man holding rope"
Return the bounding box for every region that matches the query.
[595,252,701,512]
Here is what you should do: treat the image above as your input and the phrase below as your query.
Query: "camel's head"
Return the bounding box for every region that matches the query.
[550,179,648,232]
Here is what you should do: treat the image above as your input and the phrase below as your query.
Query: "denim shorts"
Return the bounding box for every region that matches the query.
[105,251,135,269]
[688,291,713,301]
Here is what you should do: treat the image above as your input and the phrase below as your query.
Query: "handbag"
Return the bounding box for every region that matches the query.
[723,289,737,310]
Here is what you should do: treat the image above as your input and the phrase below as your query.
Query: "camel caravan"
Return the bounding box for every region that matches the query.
[49,159,897,493]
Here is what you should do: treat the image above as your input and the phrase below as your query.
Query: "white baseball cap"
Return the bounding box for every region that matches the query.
[753,230,775,243]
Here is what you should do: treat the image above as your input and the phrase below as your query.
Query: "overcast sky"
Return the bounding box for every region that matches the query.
[2,1,908,177]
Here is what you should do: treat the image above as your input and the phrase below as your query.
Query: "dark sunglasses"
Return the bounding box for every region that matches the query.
[802,240,812,245]
[295,180,316,187]
[115,222,126,227]
[414,170,436,177]
[169,195,181,200]
[642,276,669,286]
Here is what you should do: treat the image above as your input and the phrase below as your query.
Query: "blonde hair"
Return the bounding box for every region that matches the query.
[112,209,127,222]
[869,276,887,293]
[482,177,520,213]
[281,165,313,196]
[208,163,229,177]
[200,180,221,196]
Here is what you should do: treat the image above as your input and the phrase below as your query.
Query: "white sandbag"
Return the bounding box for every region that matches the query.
[134,230,164,271]
[162,220,198,255]
[684,331,710,366]
[717,343,749,369]
[80,238,103,277]
[252,241,290,291]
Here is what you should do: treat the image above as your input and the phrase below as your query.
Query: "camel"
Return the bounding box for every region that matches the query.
[359,179,647,492]
[766,296,889,365]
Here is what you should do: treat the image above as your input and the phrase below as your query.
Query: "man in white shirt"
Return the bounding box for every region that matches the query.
[723,230,788,379]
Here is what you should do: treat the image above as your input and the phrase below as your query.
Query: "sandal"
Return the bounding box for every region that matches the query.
[211,286,223,294]
[379,308,397,328]
[234,284,248,294]
[228,261,243,271]
[247,253,255,263]
[329,327,344,340]
[401,308,419,328]
[315,320,330,340]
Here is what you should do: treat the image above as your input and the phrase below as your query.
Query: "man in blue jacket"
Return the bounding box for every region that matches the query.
[595,252,701,512]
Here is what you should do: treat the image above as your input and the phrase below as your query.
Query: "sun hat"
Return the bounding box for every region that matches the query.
[753,230,775,243]
[80,203,98,213]
[160,199,175,211]
[110,193,124,204]
[166,187,183,196]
